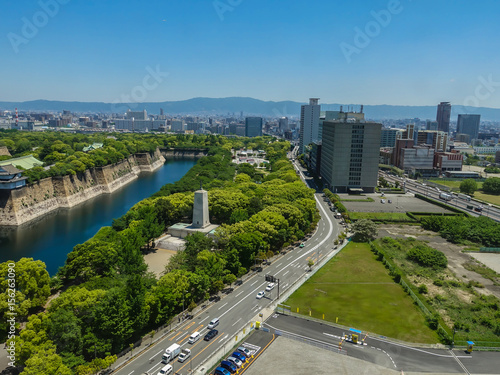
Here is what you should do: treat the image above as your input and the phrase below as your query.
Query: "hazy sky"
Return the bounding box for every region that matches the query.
[2,0,500,107]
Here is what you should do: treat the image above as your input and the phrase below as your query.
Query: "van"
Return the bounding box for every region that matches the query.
[188,331,201,344]
[208,318,219,329]
[157,364,173,375]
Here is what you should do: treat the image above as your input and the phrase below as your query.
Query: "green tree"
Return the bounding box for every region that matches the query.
[352,219,378,242]
[482,177,500,195]
[459,179,477,195]
[20,347,72,375]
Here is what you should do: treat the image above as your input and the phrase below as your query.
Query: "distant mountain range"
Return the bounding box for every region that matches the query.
[1,97,500,121]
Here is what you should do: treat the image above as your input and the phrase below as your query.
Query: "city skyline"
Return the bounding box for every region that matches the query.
[2,0,500,108]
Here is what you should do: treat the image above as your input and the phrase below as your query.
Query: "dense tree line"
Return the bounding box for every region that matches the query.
[1,136,319,374]
[421,215,500,246]
[0,130,238,183]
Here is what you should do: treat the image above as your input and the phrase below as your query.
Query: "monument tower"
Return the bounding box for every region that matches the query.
[192,183,210,228]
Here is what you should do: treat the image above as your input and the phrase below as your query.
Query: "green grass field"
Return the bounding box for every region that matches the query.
[349,212,416,222]
[285,242,439,343]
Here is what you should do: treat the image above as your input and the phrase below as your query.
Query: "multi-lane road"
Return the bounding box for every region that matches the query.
[114,155,342,375]
[381,172,500,221]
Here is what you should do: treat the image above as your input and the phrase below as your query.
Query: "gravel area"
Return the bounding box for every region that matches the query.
[144,248,175,278]
[340,193,452,214]
[243,336,452,375]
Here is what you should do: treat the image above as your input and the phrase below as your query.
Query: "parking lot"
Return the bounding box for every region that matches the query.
[339,193,453,214]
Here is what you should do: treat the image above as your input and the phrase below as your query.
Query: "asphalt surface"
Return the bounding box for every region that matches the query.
[112,153,343,375]
[260,314,500,375]
[381,172,500,221]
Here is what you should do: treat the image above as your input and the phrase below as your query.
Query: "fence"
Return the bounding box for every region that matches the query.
[480,247,500,253]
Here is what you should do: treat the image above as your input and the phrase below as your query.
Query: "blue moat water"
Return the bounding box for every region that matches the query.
[0,159,196,275]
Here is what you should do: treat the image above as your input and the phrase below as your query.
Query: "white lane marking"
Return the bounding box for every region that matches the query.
[218,283,266,320]
[250,280,258,286]
[283,270,289,276]
[218,303,228,310]
[275,262,283,268]
[232,318,242,327]
[235,291,244,298]
[199,316,210,324]
[150,349,163,361]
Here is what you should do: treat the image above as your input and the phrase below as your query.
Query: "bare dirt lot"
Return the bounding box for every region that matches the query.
[340,193,453,214]
[377,225,500,301]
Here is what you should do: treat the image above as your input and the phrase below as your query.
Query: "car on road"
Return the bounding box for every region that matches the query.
[265,283,275,291]
[231,352,247,363]
[227,356,243,368]
[214,367,231,375]
[204,329,218,341]
[178,349,191,363]
[237,346,252,358]
[188,331,201,344]
[220,360,237,373]
[256,291,265,299]
[234,280,243,286]
[208,317,219,329]
[299,243,305,248]
[157,364,173,375]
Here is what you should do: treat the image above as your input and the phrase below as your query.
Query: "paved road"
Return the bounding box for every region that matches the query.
[264,314,500,374]
[113,155,342,375]
[381,172,500,221]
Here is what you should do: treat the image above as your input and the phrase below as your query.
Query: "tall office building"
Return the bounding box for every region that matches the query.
[299,98,321,154]
[245,117,263,137]
[436,102,451,133]
[426,120,438,131]
[320,120,382,193]
[380,128,403,148]
[278,117,289,132]
[126,109,147,120]
[457,114,480,142]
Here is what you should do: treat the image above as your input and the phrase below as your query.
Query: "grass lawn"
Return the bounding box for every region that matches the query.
[285,242,439,343]
[428,180,500,206]
[472,191,500,206]
[349,212,416,222]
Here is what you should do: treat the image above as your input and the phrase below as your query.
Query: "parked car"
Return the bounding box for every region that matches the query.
[231,352,246,363]
[237,346,252,358]
[299,243,305,248]
[204,329,218,341]
[214,367,231,375]
[256,291,265,299]
[220,360,237,374]
[227,356,243,368]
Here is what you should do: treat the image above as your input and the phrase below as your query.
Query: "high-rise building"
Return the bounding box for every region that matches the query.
[245,117,263,137]
[457,114,480,142]
[320,120,382,193]
[380,128,403,148]
[426,120,438,131]
[299,98,321,154]
[278,117,289,132]
[436,102,451,133]
[126,109,147,120]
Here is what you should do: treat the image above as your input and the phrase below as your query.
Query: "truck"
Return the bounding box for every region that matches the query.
[439,192,452,201]
[178,348,191,363]
[162,343,181,363]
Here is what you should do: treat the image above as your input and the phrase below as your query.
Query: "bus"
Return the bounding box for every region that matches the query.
[457,193,471,202]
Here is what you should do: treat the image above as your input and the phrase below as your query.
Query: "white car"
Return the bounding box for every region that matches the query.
[227,356,243,368]
[178,349,191,363]
[265,283,275,291]
[256,291,265,299]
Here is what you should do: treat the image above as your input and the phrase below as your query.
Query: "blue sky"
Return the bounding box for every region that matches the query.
[2,0,500,107]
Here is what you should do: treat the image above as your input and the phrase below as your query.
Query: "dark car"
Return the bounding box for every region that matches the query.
[234,280,243,286]
[231,351,246,363]
[204,329,218,341]
[220,360,237,374]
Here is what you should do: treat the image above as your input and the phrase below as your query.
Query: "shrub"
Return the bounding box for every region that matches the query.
[407,245,448,269]
[418,284,428,294]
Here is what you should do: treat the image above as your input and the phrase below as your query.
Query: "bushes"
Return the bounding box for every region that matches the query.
[407,245,447,269]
